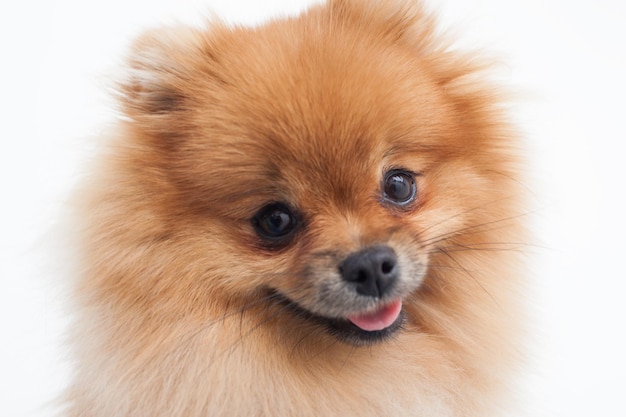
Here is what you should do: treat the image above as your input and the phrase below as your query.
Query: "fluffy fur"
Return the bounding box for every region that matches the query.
[65,0,526,415]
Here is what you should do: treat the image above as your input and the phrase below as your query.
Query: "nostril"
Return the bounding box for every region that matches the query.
[381,260,394,275]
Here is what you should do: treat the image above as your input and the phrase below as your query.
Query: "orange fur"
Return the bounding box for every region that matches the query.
[65,0,526,415]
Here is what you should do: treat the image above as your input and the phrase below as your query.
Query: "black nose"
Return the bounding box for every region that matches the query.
[339,246,399,298]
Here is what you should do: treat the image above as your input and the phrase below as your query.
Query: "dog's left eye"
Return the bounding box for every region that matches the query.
[382,170,417,206]
[252,203,298,242]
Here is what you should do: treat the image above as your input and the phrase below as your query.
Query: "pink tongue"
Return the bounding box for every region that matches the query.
[348,300,402,332]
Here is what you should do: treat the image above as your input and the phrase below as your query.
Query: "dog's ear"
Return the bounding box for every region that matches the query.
[328,0,438,53]
[119,26,201,120]
[330,0,490,88]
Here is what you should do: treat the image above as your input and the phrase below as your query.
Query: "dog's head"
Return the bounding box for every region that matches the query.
[105,0,522,346]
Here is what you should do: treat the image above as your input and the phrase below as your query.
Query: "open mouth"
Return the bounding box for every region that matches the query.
[270,290,406,345]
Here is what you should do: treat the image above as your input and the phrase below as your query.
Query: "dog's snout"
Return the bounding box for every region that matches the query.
[339,246,398,298]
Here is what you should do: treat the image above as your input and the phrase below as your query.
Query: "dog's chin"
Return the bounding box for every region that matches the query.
[269,290,407,346]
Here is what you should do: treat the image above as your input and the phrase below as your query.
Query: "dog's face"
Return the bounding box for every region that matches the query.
[116,1,516,347]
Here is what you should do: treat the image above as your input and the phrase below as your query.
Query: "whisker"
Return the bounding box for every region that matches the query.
[422,210,532,248]
[484,168,537,197]
[418,196,517,238]
[435,247,501,309]
[337,345,357,375]
[187,305,286,381]
[427,241,535,255]
[289,331,314,358]
[225,302,284,358]
[427,264,476,272]
[306,335,341,361]
[159,291,283,364]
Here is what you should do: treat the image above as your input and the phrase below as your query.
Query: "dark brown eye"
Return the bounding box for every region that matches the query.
[382,170,417,206]
[253,203,298,242]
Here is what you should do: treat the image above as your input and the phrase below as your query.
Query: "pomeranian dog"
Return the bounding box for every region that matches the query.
[65,0,526,415]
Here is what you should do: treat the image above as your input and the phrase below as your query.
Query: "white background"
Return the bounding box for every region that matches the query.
[2,0,625,416]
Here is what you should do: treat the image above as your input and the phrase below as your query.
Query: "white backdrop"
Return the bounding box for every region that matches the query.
[1,0,625,416]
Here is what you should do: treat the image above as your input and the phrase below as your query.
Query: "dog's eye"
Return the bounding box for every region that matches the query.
[253,203,298,242]
[382,170,417,206]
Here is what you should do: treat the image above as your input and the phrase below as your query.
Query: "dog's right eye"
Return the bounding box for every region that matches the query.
[252,203,298,243]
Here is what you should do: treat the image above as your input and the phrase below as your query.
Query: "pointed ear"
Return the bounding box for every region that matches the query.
[119,26,203,120]
[329,0,438,53]
[330,0,491,88]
